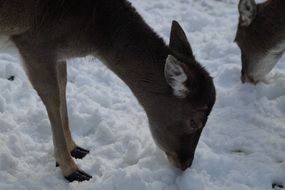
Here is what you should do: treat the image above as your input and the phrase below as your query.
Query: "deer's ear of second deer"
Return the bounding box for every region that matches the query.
[235,0,285,84]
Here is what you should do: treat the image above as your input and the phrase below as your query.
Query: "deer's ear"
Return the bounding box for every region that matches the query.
[169,20,195,59]
[164,55,189,98]
[238,0,257,26]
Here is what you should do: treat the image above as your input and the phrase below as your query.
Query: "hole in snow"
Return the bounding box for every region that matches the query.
[7,75,15,81]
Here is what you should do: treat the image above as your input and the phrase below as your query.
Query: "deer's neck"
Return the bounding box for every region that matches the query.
[250,0,285,52]
[93,16,171,109]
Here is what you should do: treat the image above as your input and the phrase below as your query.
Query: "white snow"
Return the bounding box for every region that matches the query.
[1,0,285,189]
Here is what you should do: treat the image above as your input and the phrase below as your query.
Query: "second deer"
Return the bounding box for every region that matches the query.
[235,0,285,84]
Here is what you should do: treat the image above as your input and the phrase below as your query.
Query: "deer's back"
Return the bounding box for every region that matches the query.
[10,0,155,61]
[0,0,39,34]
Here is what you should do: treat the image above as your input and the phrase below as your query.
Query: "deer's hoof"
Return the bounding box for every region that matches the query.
[71,146,90,159]
[56,146,90,167]
[65,169,92,182]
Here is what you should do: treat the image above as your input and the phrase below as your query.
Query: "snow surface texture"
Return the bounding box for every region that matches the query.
[1,0,285,189]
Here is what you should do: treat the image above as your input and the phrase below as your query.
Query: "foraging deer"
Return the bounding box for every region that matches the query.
[235,0,285,84]
[0,0,216,182]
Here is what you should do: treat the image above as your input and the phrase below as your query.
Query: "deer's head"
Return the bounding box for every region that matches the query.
[235,0,285,83]
[148,21,216,171]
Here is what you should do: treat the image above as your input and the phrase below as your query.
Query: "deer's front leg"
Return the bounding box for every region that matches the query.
[57,61,90,160]
[12,38,92,182]
[28,60,91,182]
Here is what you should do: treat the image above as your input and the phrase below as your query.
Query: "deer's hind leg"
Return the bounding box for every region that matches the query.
[12,37,92,182]
[57,61,90,159]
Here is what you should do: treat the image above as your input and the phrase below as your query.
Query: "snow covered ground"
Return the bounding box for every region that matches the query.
[1,0,285,189]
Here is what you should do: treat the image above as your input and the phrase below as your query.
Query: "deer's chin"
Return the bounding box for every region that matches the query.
[166,152,193,171]
[241,73,259,84]
[242,53,283,84]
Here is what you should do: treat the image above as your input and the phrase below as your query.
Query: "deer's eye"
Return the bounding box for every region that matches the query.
[190,119,197,129]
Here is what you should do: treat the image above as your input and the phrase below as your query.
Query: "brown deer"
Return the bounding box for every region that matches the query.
[0,0,216,182]
[235,0,285,84]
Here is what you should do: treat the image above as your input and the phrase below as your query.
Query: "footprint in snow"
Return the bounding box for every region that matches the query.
[272,183,284,189]
[7,75,14,81]
[230,149,251,156]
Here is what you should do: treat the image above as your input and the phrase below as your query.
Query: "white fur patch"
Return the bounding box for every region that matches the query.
[164,55,189,98]
[248,53,282,81]
[239,0,256,26]
[270,40,285,54]
[0,35,18,54]
[247,40,285,82]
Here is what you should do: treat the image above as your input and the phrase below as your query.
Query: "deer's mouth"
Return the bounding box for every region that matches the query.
[241,72,258,84]
[166,152,193,171]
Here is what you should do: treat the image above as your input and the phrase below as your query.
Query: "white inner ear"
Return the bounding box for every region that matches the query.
[164,55,189,98]
[239,0,256,26]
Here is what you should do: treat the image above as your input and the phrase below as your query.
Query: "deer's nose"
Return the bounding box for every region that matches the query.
[166,152,193,171]
[179,158,193,171]
[241,72,258,84]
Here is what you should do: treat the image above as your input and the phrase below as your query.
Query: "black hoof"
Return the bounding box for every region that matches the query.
[273,183,284,189]
[71,146,90,159]
[65,170,92,182]
[56,146,90,167]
